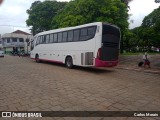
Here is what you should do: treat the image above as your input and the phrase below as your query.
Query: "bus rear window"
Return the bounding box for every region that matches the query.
[102,25,120,37]
[102,24,120,44]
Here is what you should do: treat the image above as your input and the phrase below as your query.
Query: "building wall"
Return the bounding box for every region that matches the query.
[2,33,33,54]
[0,37,3,50]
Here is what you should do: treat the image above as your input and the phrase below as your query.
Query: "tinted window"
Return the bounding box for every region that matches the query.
[7,38,10,43]
[68,31,73,42]
[54,34,58,43]
[39,36,42,44]
[58,33,62,43]
[46,35,50,44]
[36,39,39,46]
[88,27,96,38]
[50,34,54,43]
[12,38,17,42]
[62,32,68,42]
[81,28,87,36]
[103,24,120,37]
[19,38,24,42]
[102,24,120,43]
[36,37,40,45]
[31,41,34,50]
[42,36,46,44]
[74,29,80,41]
[80,28,88,41]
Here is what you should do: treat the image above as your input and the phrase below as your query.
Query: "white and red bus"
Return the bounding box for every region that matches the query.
[30,22,121,68]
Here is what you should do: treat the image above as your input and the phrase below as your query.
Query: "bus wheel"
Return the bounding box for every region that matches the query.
[35,54,40,63]
[65,56,73,69]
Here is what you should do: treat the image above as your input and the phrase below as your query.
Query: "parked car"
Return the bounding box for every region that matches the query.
[0,50,4,57]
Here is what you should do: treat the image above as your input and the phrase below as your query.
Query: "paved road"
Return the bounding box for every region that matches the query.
[0,55,160,120]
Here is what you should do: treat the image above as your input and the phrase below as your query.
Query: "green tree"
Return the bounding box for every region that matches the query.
[141,6,160,48]
[121,0,133,8]
[26,0,67,35]
[52,0,128,29]
[52,0,129,52]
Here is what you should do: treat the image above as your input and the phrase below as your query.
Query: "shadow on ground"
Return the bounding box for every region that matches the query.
[40,61,114,74]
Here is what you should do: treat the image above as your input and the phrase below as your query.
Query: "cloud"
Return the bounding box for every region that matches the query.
[0,0,41,35]
[0,0,159,35]
[128,0,159,29]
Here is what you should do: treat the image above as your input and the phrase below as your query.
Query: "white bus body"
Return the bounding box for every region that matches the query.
[30,22,120,68]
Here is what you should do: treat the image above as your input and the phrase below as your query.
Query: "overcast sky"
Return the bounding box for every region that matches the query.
[0,0,159,35]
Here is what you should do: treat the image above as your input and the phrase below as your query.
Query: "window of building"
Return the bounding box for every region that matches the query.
[68,30,73,42]
[19,38,24,42]
[12,38,17,42]
[7,38,10,43]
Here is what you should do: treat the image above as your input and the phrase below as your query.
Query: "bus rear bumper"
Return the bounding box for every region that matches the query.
[95,58,118,67]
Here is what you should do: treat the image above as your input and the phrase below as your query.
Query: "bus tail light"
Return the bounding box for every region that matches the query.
[97,48,102,59]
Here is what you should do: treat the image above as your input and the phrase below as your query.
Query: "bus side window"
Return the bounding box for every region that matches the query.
[88,27,96,38]
[31,41,34,50]
[41,36,43,44]
[46,35,50,44]
[74,29,80,41]
[50,34,54,43]
[62,32,68,42]
[42,35,46,44]
[58,33,62,43]
[36,36,40,45]
[39,36,42,44]
[68,30,73,42]
[80,28,87,41]
[54,33,58,43]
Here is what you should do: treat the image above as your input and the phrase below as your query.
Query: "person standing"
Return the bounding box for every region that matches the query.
[143,52,151,68]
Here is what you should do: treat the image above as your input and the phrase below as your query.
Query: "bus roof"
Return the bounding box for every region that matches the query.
[36,22,119,36]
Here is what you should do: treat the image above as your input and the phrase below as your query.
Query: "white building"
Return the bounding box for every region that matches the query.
[0,34,3,50]
[1,30,33,54]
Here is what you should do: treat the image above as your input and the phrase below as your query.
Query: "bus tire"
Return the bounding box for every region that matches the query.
[65,56,73,69]
[35,54,40,63]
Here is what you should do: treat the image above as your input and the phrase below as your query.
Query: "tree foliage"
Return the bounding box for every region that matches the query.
[26,0,67,35]
[52,0,129,31]
[122,6,160,52]
[141,6,160,48]
[51,0,129,53]
[121,0,133,8]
